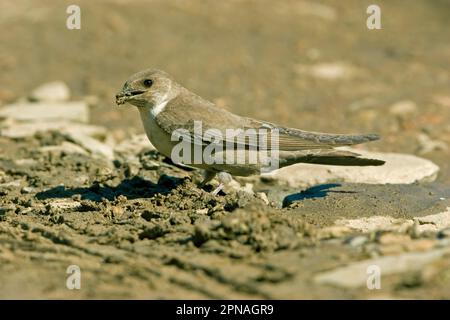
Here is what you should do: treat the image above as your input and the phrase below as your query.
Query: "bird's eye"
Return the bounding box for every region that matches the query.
[143,79,153,87]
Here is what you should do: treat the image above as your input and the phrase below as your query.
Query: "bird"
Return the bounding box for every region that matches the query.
[116,69,384,195]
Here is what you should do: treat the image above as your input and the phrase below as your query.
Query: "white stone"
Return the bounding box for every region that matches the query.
[0,101,88,123]
[66,131,114,160]
[314,248,450,288]
[417,133,448,155]
[262,148,439,187]
[389,100,417,116]
[0,121,106,139]
[49,199,81,210]
[39,142,89,156]
[29,81,70,102]
[335,216,412,233]
[414,208,450,233]
[296,62,359,80]
[114,134,155,158]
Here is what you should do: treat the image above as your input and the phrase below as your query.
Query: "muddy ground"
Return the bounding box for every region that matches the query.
[1,0,450,299]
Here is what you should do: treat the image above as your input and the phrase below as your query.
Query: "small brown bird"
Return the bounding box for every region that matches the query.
[116,69,384,194]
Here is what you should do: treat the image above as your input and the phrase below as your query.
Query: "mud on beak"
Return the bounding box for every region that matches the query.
[115,89,146,105]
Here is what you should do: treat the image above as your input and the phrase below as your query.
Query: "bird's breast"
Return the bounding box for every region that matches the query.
[138,108,175,158]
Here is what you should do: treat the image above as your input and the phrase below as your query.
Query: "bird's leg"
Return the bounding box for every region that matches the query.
[199,170,216,188]
[211,172,233,196]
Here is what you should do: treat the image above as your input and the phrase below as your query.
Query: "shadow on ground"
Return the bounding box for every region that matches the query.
[36,175,185,201]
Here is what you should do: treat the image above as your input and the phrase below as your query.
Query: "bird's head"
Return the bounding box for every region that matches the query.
[116,69,178,108]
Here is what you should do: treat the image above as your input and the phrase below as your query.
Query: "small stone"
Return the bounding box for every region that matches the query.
[29,81,70,102]
[0,180,21,189]
[142,159,160,170]
[417,133,448,155]
[378,233,410,245]
[66,131,114,160]
[48,199,81,211]
[414,208,450,233]
[256,192,270,205]
[195,208,209,215]
[21,186,34,194]
[317,226,352,239]
[0,121,106,139]
[0,101,88,123]
[114,134,155,158]
[111,206,124,218]
[403,239,436,252]
[389,100,417,117]
[296,62,360,80]
[39,141,89,156]
[347,236,368,247]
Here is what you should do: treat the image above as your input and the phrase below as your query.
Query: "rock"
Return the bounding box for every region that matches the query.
[39,141,89,156]
[378,233,410,245]
[414,208,450,233]
[13,158,38,167]
[256,192,270,205]
[347,236,368,247]
[48,199,81,211]
[225,180,254,195]
[389,100,417,117]
[114,134,155,158]
[403,239,436,252]
[296,62,360,80]
[66,131,114,160]
[29,81,70,102]
[0,101,88,123]
[0,180,22,189]
[21,187,35,194]
[262,148,439,187]
[314,248,450,288]
[336,216,413,233]
[417,133,448,155]
[317,226,352,239]
[0,121,106,139]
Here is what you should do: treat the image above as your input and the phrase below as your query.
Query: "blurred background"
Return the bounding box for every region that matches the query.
[0,0,449,180]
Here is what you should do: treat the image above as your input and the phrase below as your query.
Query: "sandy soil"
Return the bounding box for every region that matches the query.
[0,0,450,299]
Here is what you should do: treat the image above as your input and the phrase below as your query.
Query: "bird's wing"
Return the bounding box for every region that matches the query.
[155,95,379,151]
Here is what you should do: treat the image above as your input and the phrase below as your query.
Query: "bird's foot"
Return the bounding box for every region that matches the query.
[211,183,224,196]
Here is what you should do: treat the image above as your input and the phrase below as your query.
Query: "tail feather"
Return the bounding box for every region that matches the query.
[279,149,385,167]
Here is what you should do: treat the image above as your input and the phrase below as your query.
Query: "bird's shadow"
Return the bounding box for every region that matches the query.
[282,183,357,207]
[36,174,186,202]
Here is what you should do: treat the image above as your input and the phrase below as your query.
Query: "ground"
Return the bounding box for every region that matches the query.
[0,0,450,299]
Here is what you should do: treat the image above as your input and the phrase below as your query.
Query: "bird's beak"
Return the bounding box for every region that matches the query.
[115,89,146,105]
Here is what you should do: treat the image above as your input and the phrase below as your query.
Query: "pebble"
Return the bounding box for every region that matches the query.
[39,141,89,156]
[317,226,352,239]
[347,235,368,247]
[256,192,270,205]
[296,62,359,80]
[66,131,114,160]
[114,134,155,158]
[417,133,448,154]
[29,81,70,102]
[389,100,417,117]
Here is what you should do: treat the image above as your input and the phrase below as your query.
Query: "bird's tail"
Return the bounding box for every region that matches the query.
[278,149,385,167]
